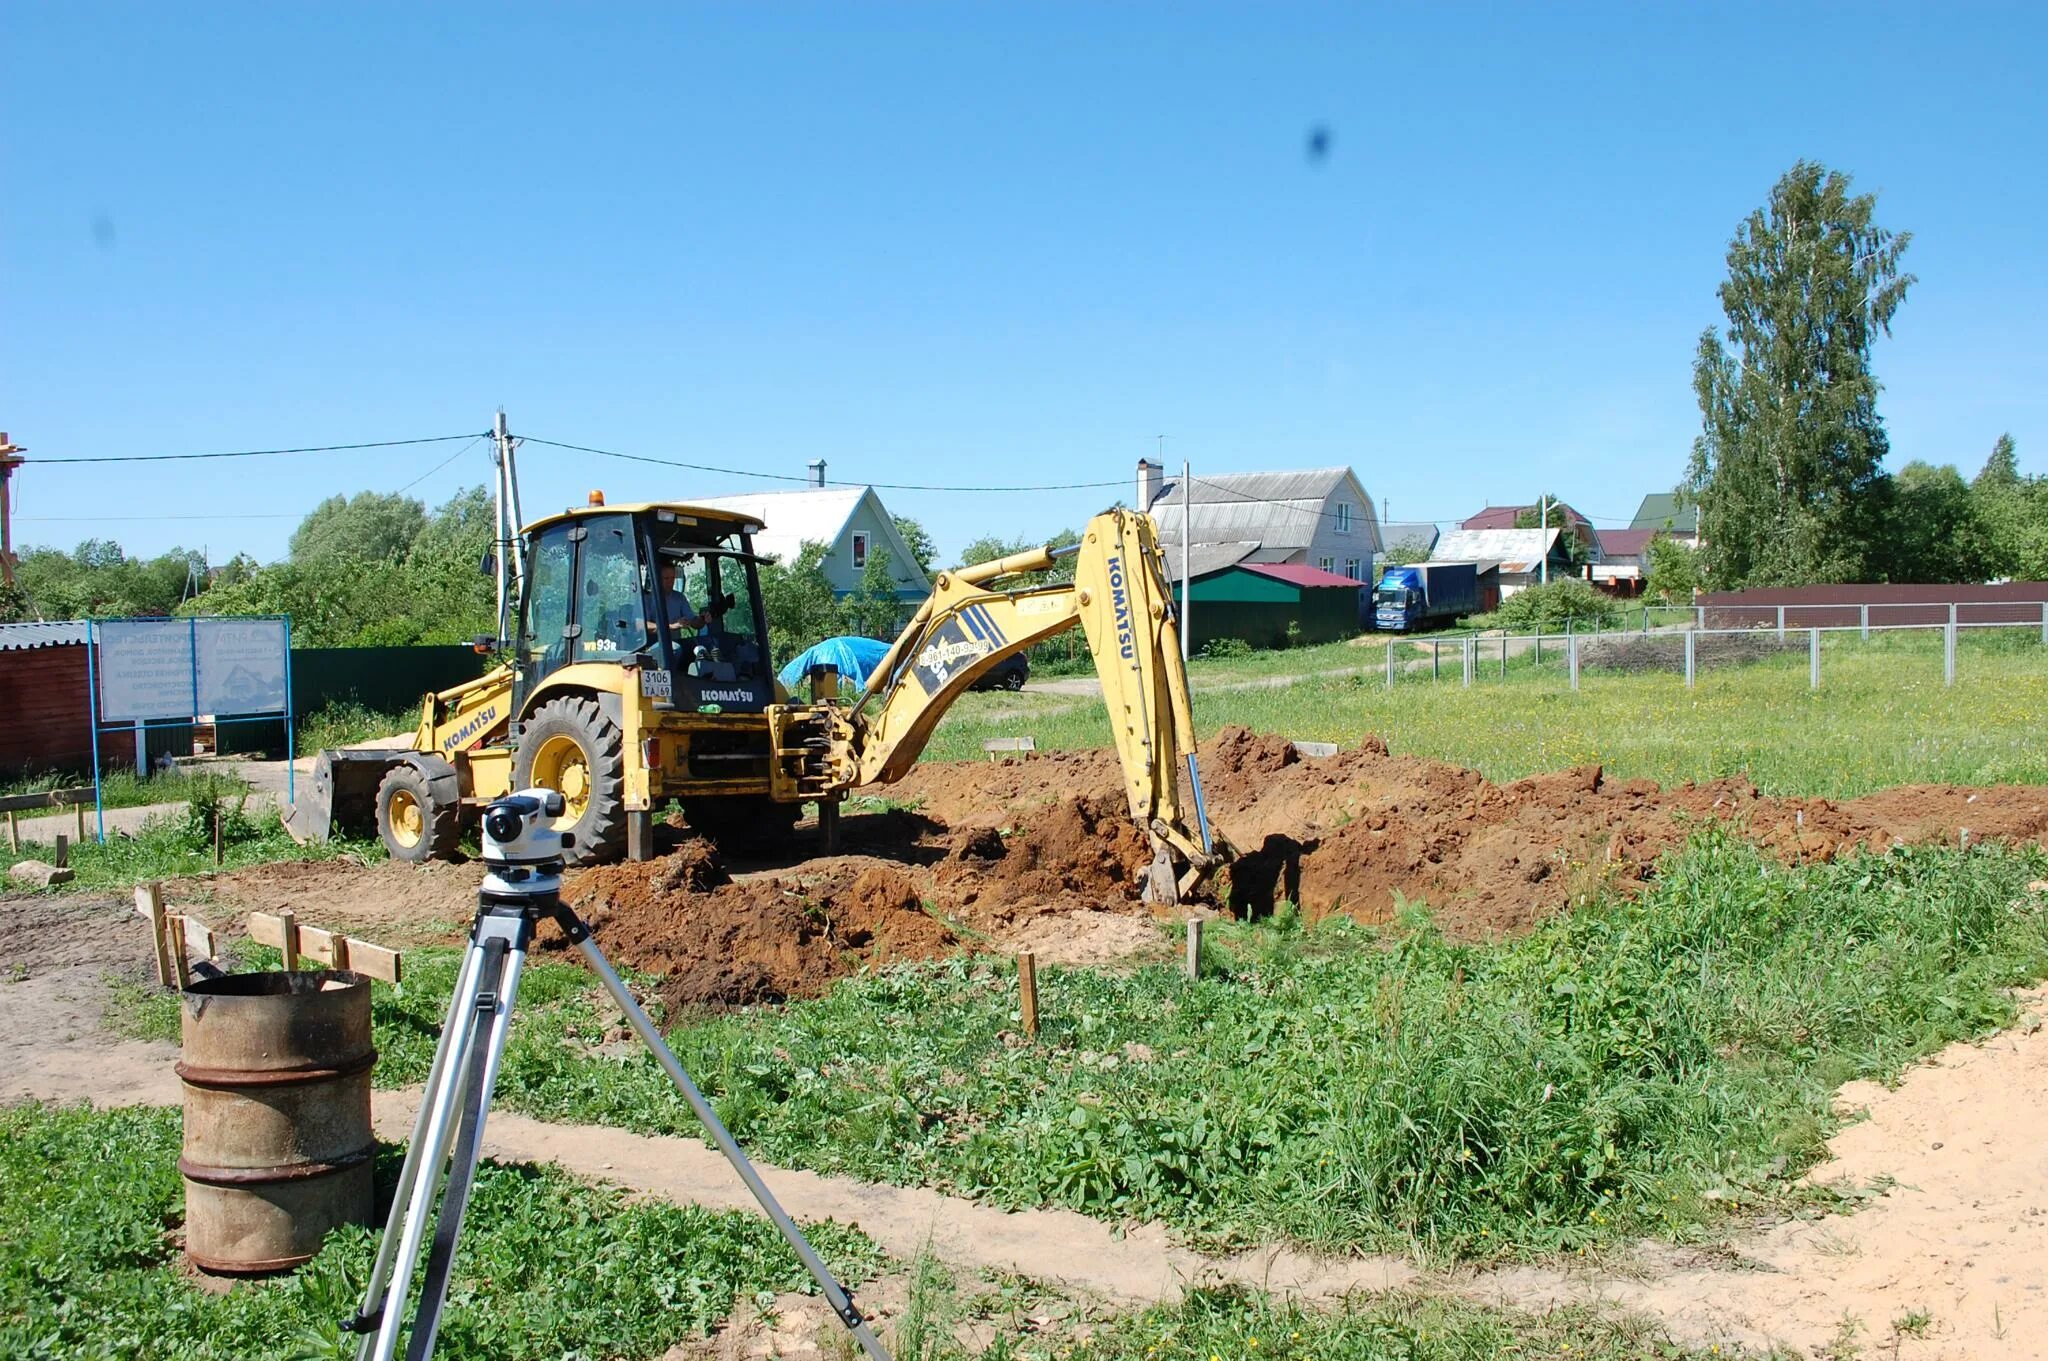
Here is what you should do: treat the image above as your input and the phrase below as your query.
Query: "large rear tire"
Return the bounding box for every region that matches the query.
[376,759,462,863]
[512,696,626,866]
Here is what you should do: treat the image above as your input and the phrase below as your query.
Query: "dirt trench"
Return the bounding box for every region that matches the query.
[543,725,2048,1009]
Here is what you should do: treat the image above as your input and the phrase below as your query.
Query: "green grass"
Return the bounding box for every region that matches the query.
[0,766,250,813]
[0,1102,885,1361]
[926,631,2048,797]
[34,791,373,893]
[1074,1287,1708,1361]
[172,837,2047,1262]
[297,699,416,752]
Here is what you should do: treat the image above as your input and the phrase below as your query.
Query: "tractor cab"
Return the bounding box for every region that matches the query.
[515,501,777,720]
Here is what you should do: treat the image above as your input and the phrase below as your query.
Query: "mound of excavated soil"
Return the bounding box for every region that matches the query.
[565,846,957,1012]
[889,726,2048,940]
[492,726,2048,1002]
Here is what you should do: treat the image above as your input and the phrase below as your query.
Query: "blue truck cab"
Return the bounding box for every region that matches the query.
[1373,561,1480,631]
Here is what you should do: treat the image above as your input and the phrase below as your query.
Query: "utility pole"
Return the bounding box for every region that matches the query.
[1539,494,1551,586]
[0,432,24,588]
[491,410,525,645]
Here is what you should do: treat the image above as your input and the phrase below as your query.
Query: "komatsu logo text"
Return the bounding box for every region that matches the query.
[441,704,499,752]
[700,687,756,704]
[1105,554,1135,660]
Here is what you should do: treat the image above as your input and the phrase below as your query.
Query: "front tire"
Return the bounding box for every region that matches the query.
[376,759,461,863]
[512,696,626,865]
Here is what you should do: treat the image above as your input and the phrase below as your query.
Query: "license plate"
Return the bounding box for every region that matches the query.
[639,668,673,701]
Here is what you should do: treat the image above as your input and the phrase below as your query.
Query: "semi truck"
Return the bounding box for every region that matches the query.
[1373,561,1482,632]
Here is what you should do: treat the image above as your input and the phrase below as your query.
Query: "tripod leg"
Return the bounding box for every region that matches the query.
[403,936,528,1361]
[569,924,894,1361]
[350,939,488,1360]
[364,937,510,1361]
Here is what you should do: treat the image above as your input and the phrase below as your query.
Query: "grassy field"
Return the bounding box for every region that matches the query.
[0,1102,886,1361]
[33,789,371,892]
[930,630,2048,796]
[296,699,416,751]
[118,837,2048,1261]
[0,1102,1714,1361]
[0,766,250,813]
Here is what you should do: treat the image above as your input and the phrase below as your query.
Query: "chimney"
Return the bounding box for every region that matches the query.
[1136,458,1162,511]
[807,459,827,488]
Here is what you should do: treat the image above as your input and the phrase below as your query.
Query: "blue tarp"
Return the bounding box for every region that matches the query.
[778,635,892,694]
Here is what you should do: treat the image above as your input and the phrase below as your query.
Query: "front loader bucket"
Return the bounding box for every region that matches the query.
[281,749,403,843]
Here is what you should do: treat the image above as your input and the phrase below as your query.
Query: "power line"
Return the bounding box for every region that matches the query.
[395,435,488,493]
[31,433,485,465]
[520,436,1127,493]
[15,513,301,522]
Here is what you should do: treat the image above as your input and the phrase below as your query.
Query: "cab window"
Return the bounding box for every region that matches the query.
[576,514,651,662]
[518,522,576,693]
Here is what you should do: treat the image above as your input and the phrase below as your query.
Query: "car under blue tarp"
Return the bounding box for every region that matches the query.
[777,635,893,695]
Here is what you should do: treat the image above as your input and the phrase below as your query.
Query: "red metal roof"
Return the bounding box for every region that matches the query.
[1241,562,1365,589]
[1595,528,1657,557]
[1462,503,1593,533]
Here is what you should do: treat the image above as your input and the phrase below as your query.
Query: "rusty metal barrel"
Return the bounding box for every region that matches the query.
[177,969,376,1273]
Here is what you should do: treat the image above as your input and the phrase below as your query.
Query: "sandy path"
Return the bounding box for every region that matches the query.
[1470,985,2048,1359]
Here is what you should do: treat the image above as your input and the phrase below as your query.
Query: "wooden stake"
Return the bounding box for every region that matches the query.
[167,912,192,990]
[137,883,173,988]
[6,809,16,853]
[1017,951,1039,1039]
[1185,918,1204,981]
[53,834,68,870]
[212,807,222,866]
[279,910,300,972]
[75,800,85,842]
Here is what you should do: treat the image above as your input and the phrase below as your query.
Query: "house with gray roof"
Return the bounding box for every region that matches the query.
[1377,520,1440,563]
[1135,461,1381,585]
[695,464,931,603]
[1429,527,1572,596]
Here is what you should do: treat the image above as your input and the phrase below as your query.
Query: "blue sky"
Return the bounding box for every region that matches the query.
[4,2,2043,567]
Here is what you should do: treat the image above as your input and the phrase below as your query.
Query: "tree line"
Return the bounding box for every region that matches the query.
[1682,160,2045,591]
[1,491,1085,670]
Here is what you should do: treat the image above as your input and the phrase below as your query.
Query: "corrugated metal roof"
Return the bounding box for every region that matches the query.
[0,620,91,651]
[1596,528,1657,559]
[1146,467,1373,554]
[1462,503,1594,534]
[1176,541,1260,578]
[1431,528,1561,575]
[1242,562,1365,589]
[1379,521,1439,552]
[1630,492,1698,533]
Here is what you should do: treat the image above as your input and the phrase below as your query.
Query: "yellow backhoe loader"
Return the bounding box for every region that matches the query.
[284,497,1230,902]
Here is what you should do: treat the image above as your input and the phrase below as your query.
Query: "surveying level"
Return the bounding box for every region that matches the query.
[343,790,892,1361]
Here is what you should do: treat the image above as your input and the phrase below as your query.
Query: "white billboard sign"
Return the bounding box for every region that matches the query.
[96,617,289,722]
[196,618,288,715]
[96,620,197,722]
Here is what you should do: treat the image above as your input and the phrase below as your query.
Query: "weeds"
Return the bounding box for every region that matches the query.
[0,766,250,813]
[46,808,372,893]
[1082,1287,1704,1361]
[0,1102,884,1361]
[297,699,415,752]
[286,836,2048,1262]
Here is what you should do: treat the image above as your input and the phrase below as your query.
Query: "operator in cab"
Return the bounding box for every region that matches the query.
[656,556,704,635]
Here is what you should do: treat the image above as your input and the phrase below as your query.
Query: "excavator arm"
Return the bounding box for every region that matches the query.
[768,509,1231,903]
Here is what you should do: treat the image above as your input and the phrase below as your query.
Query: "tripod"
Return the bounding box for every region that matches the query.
[345,797,892,1361]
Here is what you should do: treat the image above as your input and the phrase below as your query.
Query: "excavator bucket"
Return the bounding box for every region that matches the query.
[280,748,403,843]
